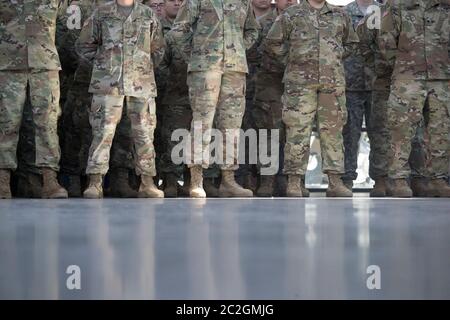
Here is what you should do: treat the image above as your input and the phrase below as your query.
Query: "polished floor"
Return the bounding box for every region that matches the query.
[0,196,449,300]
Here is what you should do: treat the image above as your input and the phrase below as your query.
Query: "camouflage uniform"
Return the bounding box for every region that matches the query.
[169,0,259,171]
[75,1,165,176]
[342,1,376,183]
[0,0,68,172]
[379,0,450,179]
[264,1,359,176]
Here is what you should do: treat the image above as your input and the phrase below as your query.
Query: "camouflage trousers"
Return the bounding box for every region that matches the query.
[86,95,157,176]
[388,80,450,179]
[282,84,347,175]
[0,70,61,171]
[159,103,192,178]
[342,90,372,181]
[187,71,246,171]
[252,71,285,174]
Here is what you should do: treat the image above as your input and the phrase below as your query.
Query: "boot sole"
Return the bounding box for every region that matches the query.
[218,191,254,198]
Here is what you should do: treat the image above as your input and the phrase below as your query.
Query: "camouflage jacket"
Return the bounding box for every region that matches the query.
[155,17,173,103]
[356,3,393,91]
[379,0,450,81]
[76,1,166,98]
[344,1,377,91]
[0,0,68,71]
[169,0,259,73]
[264,1,359,87]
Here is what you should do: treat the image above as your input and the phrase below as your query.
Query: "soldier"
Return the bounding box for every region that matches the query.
[252,0,299,197]
[264,0,358,197]
[76,0,166,199]
[144,0,166,18]
[342,0,378,191]
[0,0,69,199]
[169,0,259,198]
[379,0,450,197]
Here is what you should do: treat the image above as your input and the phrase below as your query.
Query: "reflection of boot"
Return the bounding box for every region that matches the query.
[164,173,178,198]
[370,177,387,198]
[286,175,302,197]
[256,175,274,197]
[109,169,138,198]
[391,179,413,198]
[204,178,219,198]
[139,175,164,198]
[428,178,450,198]
[17,173,42,198]
[42,169,68,199]
[327,174,353,197]
[0,169,12,199]
[219,171,253,197]
[190,166,206,198]
[67,175,82,198]
[83,174,103,199]
[410,177,429,197]
[301,176,310,198]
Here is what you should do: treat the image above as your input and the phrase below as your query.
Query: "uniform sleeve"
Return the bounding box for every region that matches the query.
[263,13,292,63]
[151,16,166,68]
[243,3,259,50]
[75,10,101,63]
[378,1,400,68]
[342,11,360,59]
[168,0,199,63]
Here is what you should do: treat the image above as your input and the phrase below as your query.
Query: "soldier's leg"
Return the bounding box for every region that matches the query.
[425,81,450,197]
[317,87,352,197]
[342,90,368,185]
[388,80,427,197]
[28,70,67,198]
[0,71,28,199]
[126,96,163,198]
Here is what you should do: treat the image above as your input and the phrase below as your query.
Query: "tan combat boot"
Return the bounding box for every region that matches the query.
[390,179,413,198]
[410,177,430,197]
[256,175,275,197]
[342,179,353,192]
[286,175,303,197]
[219,170,253,198]
[327,174,353,197]
[83,174,103,199]
[427,178,450,198]
[370,176,387,198]
[164,173,178,198]
[67,175,82,198]
[109,169,138,198]
[301,176,310,198]
[189,166,206,198]
[42,169,68,199]
[0,169,12,199]
[204,178,219,197]
[139,175,164,198]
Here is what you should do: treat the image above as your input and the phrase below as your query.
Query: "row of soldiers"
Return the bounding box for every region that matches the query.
[0,0,449,199]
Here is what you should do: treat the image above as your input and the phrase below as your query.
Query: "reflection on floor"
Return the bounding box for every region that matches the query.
[0,197,449,299]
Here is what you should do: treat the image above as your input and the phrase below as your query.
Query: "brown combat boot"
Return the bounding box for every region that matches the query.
[189,166,206,198]
[390,179,413,198]
[42,169,68,199]
[286,175,303,197]
[256,175,274,197]
[164,173,178,198]
[342,179,353,192]
[327,174,353,197]
[427,178,450,198]
[0,169,12,199]
[204,177,219,197]
[67,175,82,198]
[83,174,103,199]
[370,176,387,198]
[109,169,138,198]
[410,177,430,197]
[219,170,253,198]
[301,176,310,198]
[139,175,164,198]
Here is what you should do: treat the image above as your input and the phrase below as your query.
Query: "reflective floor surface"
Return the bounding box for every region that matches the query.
[0,196,449,299]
